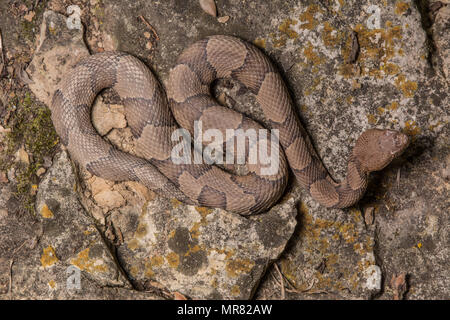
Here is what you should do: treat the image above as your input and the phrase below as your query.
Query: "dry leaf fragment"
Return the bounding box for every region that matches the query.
[0,171,8,183]
[24,11,35,22]
[390,273,408,300]
[17,64,34,85]
[16,146,30,164]
[218,16,230,23]
[364,207,375,225]
[199,0,217,17]
[173,291,188,300]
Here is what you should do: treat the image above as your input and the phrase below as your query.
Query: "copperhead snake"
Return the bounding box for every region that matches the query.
[51,35,409,215]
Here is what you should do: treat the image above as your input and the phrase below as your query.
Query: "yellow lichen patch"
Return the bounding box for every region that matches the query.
[403,120,421,137]
[40,246,59,268]
[40,204,54,219]
[211,247,235,260]
[269,33,287,48]
[225,258,254,278]
[367,114,378,125]
[195,206,213,217]
[338,223,357,244]
[185,244,203,257]
[345,24,404,78]
[278,18,298,39]
[210,268,218,276]
[70,248,108,273]
[127,239,139,250]
[346,96,354,104]
[279,259,299,288]
[135,222,148,238]
[382,63,400,76]
[151,255,164,267]
[339,63,357,78]
[368,68,383,79]
[353,242,364,255]
[284,205,373,292]
[170,198,182,208]
[83,225,97,236]
[299,4,321,30]
[144,255,165,277]
[322,22,340,47]
[253,38,266,49]
[144,261,155,278]
[303,42,324,67]
[190,222,202,239]
[129,264,139,278]
[357,259,373,272]
[387,101,399,111]
[377,106,386,115]
[231,285,240,297]
[190,207,213,239]
[365,235,375,252]
[349,208,362,223]
[48,280,56,289]
[394,1,410,15]
[299,201,309,215]
[166,251,180,268]
[394,74,418,98]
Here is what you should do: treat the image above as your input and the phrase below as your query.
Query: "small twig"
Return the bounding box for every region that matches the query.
[396,168,401,189]
[0,29,5,76]
[273,263,285,299]
[138,15,159,41]
[12,240,28,256]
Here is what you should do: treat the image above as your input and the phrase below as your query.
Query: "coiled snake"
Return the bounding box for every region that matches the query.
[51,35,409,215]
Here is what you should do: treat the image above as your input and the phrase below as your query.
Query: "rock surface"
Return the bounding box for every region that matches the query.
[23,8,298,299]
[0,0,448,300]
[26,10,90,107]
[1,151,159,299]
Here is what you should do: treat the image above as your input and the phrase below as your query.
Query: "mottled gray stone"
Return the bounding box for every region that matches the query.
[27,10,90,106]
[115,196,297,299]
[1,151,160,299]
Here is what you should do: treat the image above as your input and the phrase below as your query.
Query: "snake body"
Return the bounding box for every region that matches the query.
[51,36,409,215]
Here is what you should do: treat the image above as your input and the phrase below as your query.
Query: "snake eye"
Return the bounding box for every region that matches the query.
[378,130,409,157]
[388,131,409,155]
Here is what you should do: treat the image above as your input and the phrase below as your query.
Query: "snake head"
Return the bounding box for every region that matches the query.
[354,129,409,172]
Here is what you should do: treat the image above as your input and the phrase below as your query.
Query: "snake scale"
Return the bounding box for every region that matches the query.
[51,35,409,215]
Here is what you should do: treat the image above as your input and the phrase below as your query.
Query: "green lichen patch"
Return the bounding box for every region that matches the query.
[19,0,48,45]
[0,91,58,214]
